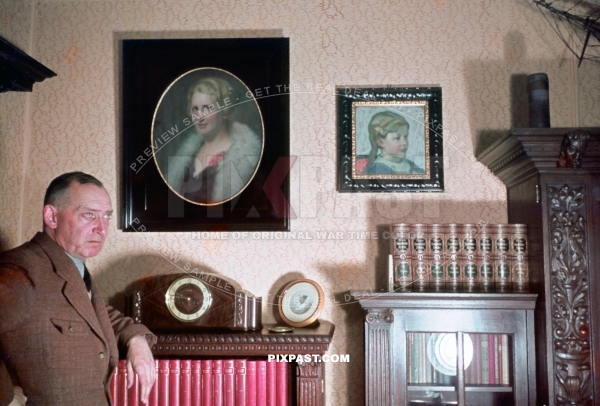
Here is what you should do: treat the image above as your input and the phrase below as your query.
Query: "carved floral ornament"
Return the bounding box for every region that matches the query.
[365,309,394,324]
[548,184,592,405]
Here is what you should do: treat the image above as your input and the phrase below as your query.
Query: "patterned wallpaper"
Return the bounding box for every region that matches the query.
[0,0,33,251]
[1,0,599,404]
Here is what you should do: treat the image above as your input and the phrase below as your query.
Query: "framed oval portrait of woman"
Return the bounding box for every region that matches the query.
[152,67,264,206]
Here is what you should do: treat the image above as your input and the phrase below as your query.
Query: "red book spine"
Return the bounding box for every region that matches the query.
[202,359,213,406]
[235,359,247,406]
[223,359,235,406]
[181,360,192,406]
[128,371,140,406]
[266,360,276,406]
[118,360,128,406]
[110,365,119,406]
[275,361,288,406]
[158,359,170,406]
[191,360,202,406]
[246,360,257,406]
[169,360,181,406]
[148,360,159,406]
[213,359,224,406]
[256,361,267,406]
[488,334,495,385]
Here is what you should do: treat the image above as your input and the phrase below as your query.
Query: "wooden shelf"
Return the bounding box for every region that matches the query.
[152,322,334,358]
[0,36,56,92]
[149,321,334,406]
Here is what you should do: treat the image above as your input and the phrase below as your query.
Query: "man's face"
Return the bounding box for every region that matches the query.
[44,182,113,260]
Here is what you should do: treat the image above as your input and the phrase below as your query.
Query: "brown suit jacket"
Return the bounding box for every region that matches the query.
[0,232,156,406]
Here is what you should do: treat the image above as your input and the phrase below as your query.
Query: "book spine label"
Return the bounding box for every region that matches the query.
[236,359,248,406]
[224,359,235,406]
[247,360,257,406]
[213,359,224,406]
[180,359,192,406]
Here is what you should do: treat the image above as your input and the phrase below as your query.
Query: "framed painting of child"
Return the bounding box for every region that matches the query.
[336,87,443,193]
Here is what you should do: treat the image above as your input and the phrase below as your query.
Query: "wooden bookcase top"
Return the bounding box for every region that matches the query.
[151,321,335,357]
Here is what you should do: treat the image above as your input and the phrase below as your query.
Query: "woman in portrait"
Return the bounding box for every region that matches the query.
[364,111,424,175]
[165,76,262,204]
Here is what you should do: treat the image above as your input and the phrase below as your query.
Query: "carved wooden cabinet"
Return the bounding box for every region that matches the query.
[352,291,537,406]
[477,127,600,406]
[148,322,334,406]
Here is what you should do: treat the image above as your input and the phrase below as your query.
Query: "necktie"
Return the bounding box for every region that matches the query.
[83,267,92,292]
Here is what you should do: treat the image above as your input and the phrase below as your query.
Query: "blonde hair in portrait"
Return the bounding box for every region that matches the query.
[187,76,236,120]
[367,111,410,165]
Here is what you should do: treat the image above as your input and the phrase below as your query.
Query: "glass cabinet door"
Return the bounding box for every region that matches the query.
[406,332,514,406]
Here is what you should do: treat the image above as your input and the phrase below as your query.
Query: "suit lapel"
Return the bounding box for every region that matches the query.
[90,281,120,366]
[32,233,108,344]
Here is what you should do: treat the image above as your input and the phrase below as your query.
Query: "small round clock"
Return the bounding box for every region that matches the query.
[165,276,212,322]
[278,279,325,328]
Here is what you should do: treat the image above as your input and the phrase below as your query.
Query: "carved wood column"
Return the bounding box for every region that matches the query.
[365,309,394,406]
[477,127,600,406]
[296,360,323,406]
[547,184,592,405]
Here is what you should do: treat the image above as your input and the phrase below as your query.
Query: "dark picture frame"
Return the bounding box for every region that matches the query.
[337,87,443,193]
[120,37,290,232]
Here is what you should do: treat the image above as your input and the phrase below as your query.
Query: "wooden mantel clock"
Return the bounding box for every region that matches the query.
[126,273,262,331]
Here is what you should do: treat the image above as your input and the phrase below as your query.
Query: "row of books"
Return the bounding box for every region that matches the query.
[390,223,528,259]
[407,333,511,386]
[390,223,530,286]
[392,255,529,285]
[110,359,290,406]
[407,332,455,386]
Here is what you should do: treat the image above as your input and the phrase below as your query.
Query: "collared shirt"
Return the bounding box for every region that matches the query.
[64,251,92,299]
[65,251,86,279]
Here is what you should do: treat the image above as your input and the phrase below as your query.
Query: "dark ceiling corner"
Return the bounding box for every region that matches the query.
[0,36,56,93]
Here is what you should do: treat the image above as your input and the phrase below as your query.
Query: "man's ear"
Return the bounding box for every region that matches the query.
[43,205,59,229]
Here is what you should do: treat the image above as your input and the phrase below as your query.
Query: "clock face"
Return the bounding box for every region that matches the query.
[165,276,212,322]
[279,279,324,327]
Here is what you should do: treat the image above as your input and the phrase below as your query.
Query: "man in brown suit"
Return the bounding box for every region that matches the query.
[0,172,157,405]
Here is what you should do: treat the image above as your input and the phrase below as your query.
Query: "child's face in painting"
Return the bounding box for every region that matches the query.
[377,125,409,160]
